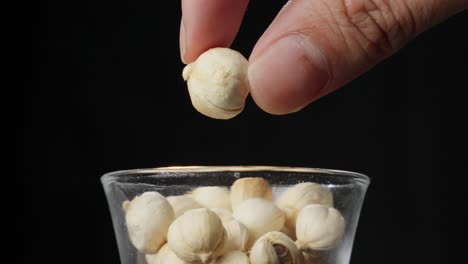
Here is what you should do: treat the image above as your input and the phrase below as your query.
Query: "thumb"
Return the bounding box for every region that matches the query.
[248,0,468,114]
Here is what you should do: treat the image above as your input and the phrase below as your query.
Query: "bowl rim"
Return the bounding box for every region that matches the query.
[101,166,371,186]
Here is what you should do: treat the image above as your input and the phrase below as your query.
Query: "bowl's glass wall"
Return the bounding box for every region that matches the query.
[102,166,370,264]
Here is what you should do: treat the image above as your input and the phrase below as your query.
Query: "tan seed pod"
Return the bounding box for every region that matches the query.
[233,198,285,247]
[167,195,202,218]
[211,208,235,223]
[277,183,333,235]
[124,192,174,254]
[296,204,345,251]
[182,48,249,120]
[213,250,249,264]
[122,200,131,213]
[145,243,187,264]
[167,208,226,263]
[302,252,323,264]
[189,186,232,211]
[230,177,273,210]
[145,253,158,264]
[249,231,304,264]
[222,220,249,252]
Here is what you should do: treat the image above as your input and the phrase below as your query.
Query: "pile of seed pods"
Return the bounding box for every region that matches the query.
[123,178,345,264]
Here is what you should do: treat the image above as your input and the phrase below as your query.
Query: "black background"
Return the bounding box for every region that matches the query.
[13,1,467,263]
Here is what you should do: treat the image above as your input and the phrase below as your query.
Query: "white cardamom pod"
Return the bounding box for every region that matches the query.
[189,186,232,211]
[211,208,235,223]
[167,195,202,218]
[302,252,323,264]
[146,243,187,264]
[182,47,249,120]
[222,220,249,252]
[124,192,174,254]
[145,253,158,264]
[230,177,273,210]
[250,231,304,264]
[233,198,285,247]
[122,200,131,213]
[277,183,333,235]
[296,204,345,251]
[213,250,249,264]
[167,208,226,263]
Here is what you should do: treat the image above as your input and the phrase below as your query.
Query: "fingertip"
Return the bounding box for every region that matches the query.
[248,34,330,115]
[181,0,249,63]
[180,19,187,64]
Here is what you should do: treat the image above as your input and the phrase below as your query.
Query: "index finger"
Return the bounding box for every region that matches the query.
[181,0,250,63]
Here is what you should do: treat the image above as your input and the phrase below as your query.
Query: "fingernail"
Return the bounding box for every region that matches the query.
[180,18,187,64]
[248,34,330,114]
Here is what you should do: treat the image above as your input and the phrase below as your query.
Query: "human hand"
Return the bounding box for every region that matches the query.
[180,0,467,114]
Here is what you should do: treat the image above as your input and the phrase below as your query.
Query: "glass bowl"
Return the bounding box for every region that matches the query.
[101,166,370,264]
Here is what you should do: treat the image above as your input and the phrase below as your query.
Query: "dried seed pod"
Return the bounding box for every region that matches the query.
[124,192,174,254]
[296,204,345,251]
[302,251,324,264]
[249,231,304,264]
[167,195,202,218]
[230,177,273,210]
[122,200,131,213]
[211,208,235,223]
[145,253,158,264]
[213,250,249,264]
[182,47,249,120]
[190,186,232,211]
[167,208,226,263]
[222,220,249,252]
[145,243,186,264]
[233,198,285,247]
[277,183,333,235]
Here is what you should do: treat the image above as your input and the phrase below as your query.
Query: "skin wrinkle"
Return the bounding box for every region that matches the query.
[304,2,345,63]
[351,16,388,58]
[275,2,365,97]
[365,0,393,51]
[303,1,371,95]
[342,0,401,58]
[321,0,373,64]
[397,0,417,38]
[376,0,416,47]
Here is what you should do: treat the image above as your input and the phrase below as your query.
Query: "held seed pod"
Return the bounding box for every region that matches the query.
[213,250,250,264]
[167,195,202,218]
[233,198,285,247]
[124,192,174,254]
[189,186,232,211]
[249,231,304,264]
[296,204,345,251]
[230,177,273,210]
[277,183,333,235]
[182,47,250,119]
[167,208,226,263]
